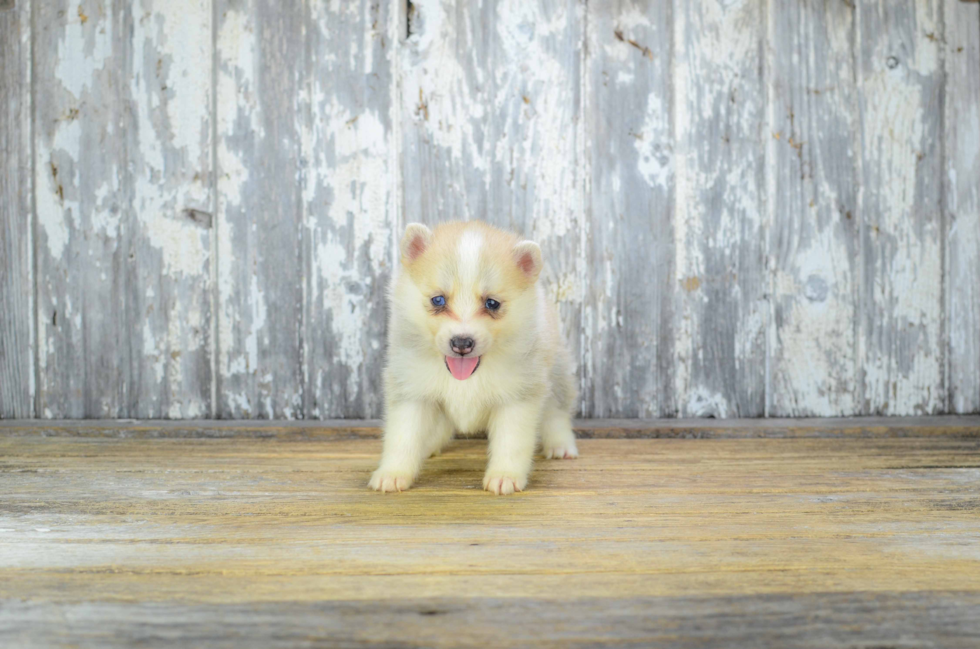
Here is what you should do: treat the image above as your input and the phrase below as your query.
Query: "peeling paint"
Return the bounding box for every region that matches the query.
[673,0,766,417]
[7,0,978,420]
[31,1,213,418]
[634,91,672,190]
[859,0,944,415]
[945,0,980,414]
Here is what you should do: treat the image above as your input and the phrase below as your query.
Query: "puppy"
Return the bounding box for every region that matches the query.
[369,221,578,495]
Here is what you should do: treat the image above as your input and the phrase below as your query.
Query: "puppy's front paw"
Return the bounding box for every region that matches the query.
[543,443,578,459]
[368,468,415,493]
[482,471,527,495]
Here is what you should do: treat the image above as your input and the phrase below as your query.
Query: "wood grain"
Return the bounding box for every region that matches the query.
[216,0,396,419]
[33,0,213,418]
[303,0,395,419]
[1,423,979,646]
[2,592,979,649]
[400,0,490,227]
[945,0,980,414]
[768,1,860,416]
[583,0,674,418]
[400,0,585,409]
[1,415,978,439]
[857,0,945,415]
[673,0,767,418]
[0,0,33,418]
[2,1,979,419]
[215,0,305,418]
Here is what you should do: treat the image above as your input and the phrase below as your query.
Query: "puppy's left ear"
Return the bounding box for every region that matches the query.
[513,240,542,283]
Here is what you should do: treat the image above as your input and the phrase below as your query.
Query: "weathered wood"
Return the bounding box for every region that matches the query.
[1,429,979,646]
[945,0,980,414]
[0,0,33,418]
[400,0,489,226]
[487,0,584,413]
[215,0,305,418]
[673,0,768,418]
[571,415,980,439]
[2,593,980,649]
[583,0,674,418]
[216,1,397,420]
[303,1,395,419]
[33,0,213,418]
[5,1,980,420]
[1,416,978,440]
[768,1,860,416]
[401,0,585,412]
[857,0,945,415]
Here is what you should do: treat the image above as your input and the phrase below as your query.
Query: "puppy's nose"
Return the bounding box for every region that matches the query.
[450,336,475,356]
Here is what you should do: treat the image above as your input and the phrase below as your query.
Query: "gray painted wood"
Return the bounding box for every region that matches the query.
[215,0,306,418]
[33,0,213,418]
[3,0,979,419]
[583,0,674,418]
[483,0,584,408]
[857,0,944,415]
[944,0,980,414]
[303,1,395,419]
[400,0,490,227]
[0,0,33,418]
[768,1,860,416]
[215,0,396,419]
[400,0,584,407]
[673,0,767,417]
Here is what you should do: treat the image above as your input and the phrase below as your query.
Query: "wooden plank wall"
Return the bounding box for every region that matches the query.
[946,0,980,415]
[31,0,214,418]
[0,0,33,418]
[0,0,978,419]
[214,0,394,419]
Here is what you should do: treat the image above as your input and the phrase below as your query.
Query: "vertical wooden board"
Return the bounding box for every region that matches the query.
[129,0,214,418]
[215,0,305,418]
[583,1,673,418]
[673,0,767,417]
[481,0,582,231]
[856,0,943,415]
[34,0,118,417]
[34,0,213,418]
[0,0,33,418]
[485,0,584,415]
[401,0,585,413]
[767,2,860,416]
[400,0,490,226]
[303,1,395,418]
[944,0,980,414]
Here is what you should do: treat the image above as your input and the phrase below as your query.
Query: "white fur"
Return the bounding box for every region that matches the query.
[369,222,578,495]
[456,229,483,289]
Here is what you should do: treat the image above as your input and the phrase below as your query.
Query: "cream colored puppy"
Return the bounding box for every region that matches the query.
[369,220,578,495]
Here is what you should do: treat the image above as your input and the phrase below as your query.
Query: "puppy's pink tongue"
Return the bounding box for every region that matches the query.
[446,356,480,380]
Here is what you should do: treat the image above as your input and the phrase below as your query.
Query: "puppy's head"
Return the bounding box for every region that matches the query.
[397,221,542,380]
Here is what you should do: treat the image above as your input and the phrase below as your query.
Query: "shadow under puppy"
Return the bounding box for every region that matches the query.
[370,221,578,495]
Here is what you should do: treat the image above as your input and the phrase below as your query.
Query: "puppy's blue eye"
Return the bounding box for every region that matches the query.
[431,296,446,307]
[485,298,501,311]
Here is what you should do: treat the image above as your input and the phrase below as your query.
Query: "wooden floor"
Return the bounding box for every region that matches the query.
[1,418,979,648]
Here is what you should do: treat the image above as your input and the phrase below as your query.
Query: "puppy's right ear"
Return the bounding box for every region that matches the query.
[400,223,432,266]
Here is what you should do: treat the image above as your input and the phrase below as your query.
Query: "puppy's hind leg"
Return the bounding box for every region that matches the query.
[540,400,578,460]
